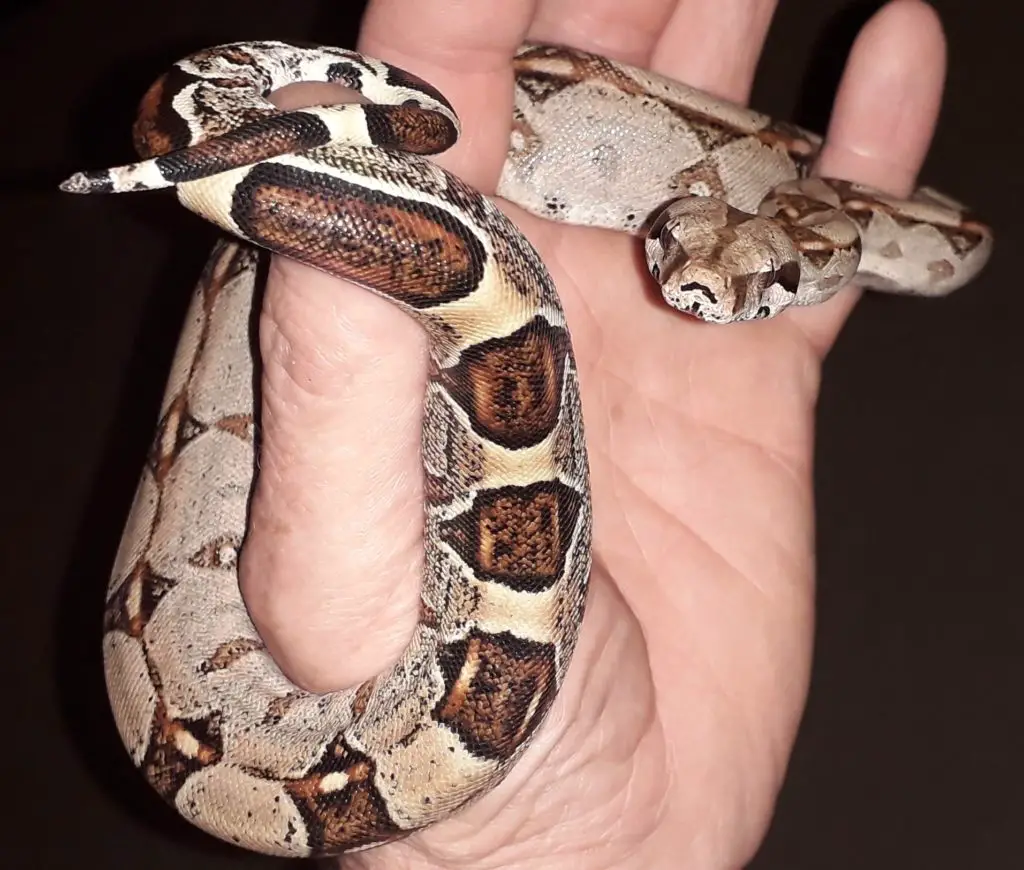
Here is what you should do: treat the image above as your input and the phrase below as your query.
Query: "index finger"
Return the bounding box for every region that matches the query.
[358,0,540,189]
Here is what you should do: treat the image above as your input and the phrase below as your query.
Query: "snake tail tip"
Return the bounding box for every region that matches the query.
[58,171,112,194]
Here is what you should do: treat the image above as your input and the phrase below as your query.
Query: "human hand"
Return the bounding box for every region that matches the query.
[239,1,948,866]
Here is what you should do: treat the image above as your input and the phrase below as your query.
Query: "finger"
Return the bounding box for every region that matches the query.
[528,0,678,65]
[360,0,539,188]
[651,0,779,101]
[820,0,945,197]
[240,2,542,692]
[788,0,947,352]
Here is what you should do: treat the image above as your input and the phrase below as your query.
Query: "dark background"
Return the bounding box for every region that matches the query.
[2,0,1020,867]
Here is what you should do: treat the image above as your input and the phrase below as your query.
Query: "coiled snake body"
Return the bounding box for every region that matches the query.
[61,41,992,858]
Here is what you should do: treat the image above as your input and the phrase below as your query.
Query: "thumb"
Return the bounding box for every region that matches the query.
[238,9,529,690]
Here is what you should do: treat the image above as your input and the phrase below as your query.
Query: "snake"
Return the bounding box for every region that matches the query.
[60,40,992,858]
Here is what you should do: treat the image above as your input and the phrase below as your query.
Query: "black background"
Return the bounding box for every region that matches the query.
[2,0,1020,867]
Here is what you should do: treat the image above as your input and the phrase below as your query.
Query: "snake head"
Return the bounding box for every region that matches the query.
[644,197,802,323]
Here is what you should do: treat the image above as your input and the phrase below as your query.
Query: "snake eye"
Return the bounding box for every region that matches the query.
[776,260,801,295]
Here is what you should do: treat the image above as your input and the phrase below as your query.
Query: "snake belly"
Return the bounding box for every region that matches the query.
[59,40,991,859]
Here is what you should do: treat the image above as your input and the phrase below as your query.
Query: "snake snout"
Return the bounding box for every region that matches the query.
[660,264,739,323]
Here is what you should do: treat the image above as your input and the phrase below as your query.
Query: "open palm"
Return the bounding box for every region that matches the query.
[236,1,949,867]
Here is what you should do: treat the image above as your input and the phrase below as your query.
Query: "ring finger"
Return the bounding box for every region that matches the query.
[651,0,779,101]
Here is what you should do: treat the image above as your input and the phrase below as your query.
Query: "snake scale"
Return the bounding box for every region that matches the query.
[60,41,992,858]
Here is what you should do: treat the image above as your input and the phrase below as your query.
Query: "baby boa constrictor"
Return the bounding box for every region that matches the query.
[60,41,992,858]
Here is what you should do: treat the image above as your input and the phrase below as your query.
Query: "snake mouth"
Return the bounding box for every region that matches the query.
[678,299,731,324]
[666,279,734,322]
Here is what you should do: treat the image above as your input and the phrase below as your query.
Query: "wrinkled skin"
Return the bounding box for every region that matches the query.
[235,1,948,867]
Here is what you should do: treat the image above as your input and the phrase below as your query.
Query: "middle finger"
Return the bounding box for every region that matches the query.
[528,0,679,65]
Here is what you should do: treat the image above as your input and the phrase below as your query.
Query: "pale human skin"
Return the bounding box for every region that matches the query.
[232,1,949,866]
